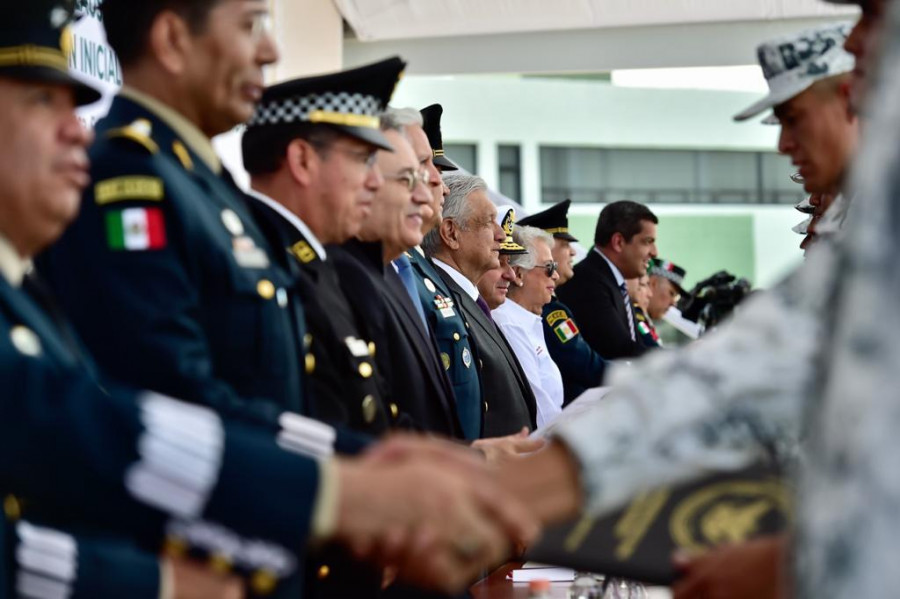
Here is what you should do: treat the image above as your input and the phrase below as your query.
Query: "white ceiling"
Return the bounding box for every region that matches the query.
[335,0,857,42]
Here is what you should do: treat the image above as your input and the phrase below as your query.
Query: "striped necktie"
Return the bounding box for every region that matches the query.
[619,282,637,342]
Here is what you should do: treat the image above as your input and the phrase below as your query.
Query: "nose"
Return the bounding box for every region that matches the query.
[808,193,822,207]
[63,112,94,148]
[257,30,280,66]
[649,243,658,259]
[777,126,794,156]
[843,17,865,60]
[550,269,559,282]
[366,161,384,191]
[412,179,430,205]
[493,223,505,242]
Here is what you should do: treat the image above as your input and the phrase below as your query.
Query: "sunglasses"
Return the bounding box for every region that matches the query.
[541,261,559,278]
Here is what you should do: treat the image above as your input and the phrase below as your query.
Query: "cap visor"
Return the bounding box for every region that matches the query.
[340,125,394,152]
[555,232,579,242]
[433,154,459,171]
[499,248,529,255]
[7,66,101,106]
[733,84,803,122]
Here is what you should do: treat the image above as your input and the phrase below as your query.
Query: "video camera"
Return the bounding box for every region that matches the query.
[678,270,752,333]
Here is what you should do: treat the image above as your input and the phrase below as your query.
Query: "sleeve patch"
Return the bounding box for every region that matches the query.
[95,176,164,205]
[553,319,580,343]
[105,207,167,251]
[546,309,569,326]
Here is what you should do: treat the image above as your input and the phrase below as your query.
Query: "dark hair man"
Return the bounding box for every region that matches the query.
[556,200,658,359]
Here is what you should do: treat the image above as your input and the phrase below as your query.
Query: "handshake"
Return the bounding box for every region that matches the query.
[169,433,583,598]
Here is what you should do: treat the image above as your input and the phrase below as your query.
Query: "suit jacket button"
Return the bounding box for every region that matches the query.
[362,395,376,423]
[358,362,373,378]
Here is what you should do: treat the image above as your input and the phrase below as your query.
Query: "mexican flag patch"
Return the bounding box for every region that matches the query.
[106,207,167,251]
[637,321,650,335]
[554,319,579,343]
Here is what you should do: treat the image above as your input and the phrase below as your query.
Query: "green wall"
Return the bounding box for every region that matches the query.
[568,214,756,289]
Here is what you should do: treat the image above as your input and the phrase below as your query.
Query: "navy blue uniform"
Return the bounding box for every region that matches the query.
[542,297,607,406]
[41,95,307,427]
[0,272,324,597]
[407,249,482,440]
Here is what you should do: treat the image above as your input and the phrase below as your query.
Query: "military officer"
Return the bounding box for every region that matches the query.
[645,257,688,348]
[518,200,607,405]
[241,58,406,439]
[396,104,485,441]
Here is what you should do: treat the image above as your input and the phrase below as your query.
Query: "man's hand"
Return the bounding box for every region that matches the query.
[472,427,547,466]
[332,436,541,593]
[166,557,244,599]
[671,535,788,599]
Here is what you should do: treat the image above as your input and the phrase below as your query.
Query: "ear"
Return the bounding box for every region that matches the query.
[439,218,460,250]
[148,10,193,76]
[837,79,855,121]
[285,139,316,188]
[514,267,525,287]
[609,232,626,253]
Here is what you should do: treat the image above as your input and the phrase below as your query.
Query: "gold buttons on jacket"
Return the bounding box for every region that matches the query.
[163,535,187,558]
[305,354,316,374]
[209,554,232,574]
[390,403,399,418]
[453,332,461,341]
[358,362,373,378]
[362,395,376,424]
[252,570,278,595]
[3,495,21,520]
[368,341,376,356]
[257,279,275,300]
[318,565,330,579]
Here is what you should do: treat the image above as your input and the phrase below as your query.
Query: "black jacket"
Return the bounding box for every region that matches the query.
[437,267,537,437]
[556,250,647,359]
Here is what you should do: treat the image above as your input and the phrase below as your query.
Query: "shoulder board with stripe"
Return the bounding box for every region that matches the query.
[95,176,165,205]
[105,118,159,155]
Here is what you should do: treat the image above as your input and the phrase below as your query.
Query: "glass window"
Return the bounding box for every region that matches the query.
[498,144,521,200]
[444,143,477,174]
[539,146,804,205]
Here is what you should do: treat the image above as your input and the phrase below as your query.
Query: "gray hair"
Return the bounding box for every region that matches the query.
[386,106,424,128]
[509,225,554,270]
[422,172,487,256]
[381,106,422,137]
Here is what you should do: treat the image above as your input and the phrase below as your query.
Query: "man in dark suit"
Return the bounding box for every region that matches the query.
[556,200,658,359]
[331,117,464,439]
[423,173,538,436]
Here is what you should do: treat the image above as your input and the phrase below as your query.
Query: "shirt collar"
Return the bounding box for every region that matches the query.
[433,259,478,301]
[594,247,626,288]
[246,188,327,260]
[494,297,541,326]
[119,86,223,174]
[0,235,30,287]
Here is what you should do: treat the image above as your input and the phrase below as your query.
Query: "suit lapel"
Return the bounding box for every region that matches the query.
[592,251,629,325]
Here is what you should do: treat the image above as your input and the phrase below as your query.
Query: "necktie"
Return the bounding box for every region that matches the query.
[393,255,429,331]
[476,296,493,319]
[619,282,637,342]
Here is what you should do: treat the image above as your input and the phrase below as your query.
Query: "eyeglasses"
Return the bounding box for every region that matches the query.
[541,261,559,278]
[387,168,431,192]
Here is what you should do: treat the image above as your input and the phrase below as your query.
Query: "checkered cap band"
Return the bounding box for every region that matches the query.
[248,91,382,127]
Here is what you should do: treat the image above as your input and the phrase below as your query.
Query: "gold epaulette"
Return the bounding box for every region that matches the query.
[105,118,159,154]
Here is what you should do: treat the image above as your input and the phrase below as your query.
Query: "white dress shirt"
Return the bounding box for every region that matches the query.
[492,299,563,428]
[245,188,327,259]
[433,258,479,301]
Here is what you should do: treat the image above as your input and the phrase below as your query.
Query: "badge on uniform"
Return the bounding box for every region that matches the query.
[546,309,568,327]
[462,347,472,369]
[441,352,451,371]
[344,336,370,358]
[105,207,167,251]
[220,209,245,236]
[232,236,270,269]
[10,325,42,357]
[553,319,579,343]
[423,278,436,293]
[433,294,456,319]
